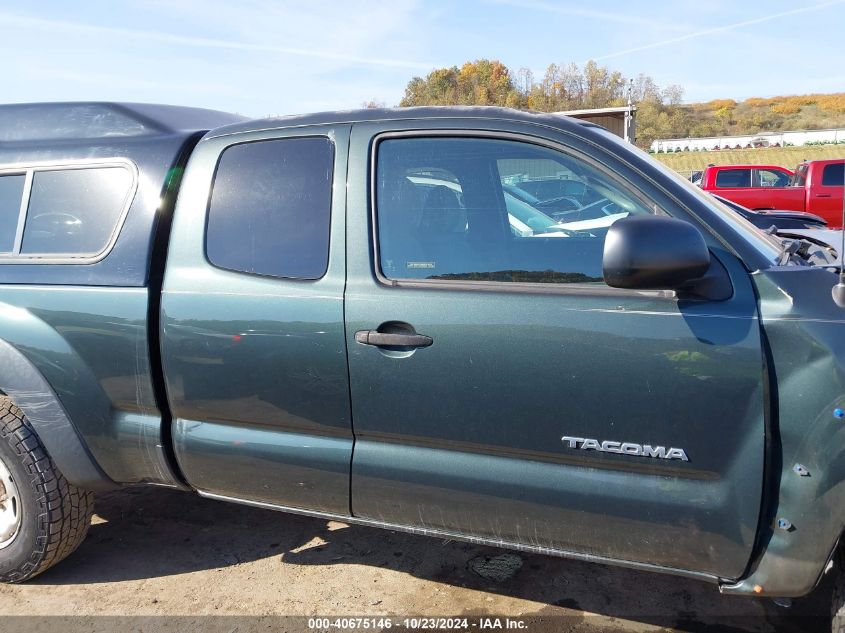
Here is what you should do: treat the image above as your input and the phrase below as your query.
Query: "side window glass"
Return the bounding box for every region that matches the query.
[754,169,790,188]
[375,137,653,285]
[822,163,844,187]
[21,167,133,255]
[0,174,25,253]
[715,169,751,188]
[206,137,334,280]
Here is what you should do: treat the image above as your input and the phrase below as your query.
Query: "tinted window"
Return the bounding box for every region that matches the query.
[0,174,25,253]
[206,137,334,280]
[715,169,751,188]
[822,163,844,186]
[376,137,653,284]
[21,167,133,255]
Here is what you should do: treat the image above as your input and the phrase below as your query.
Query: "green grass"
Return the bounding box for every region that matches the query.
[652,145,845,175]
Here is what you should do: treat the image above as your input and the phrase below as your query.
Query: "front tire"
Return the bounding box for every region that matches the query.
[0,396,94,582]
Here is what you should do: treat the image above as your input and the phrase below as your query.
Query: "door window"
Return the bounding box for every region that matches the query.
[206,137,334,280]
[375,136,653,285]
[715,169,751,188]
[753,168,790,188]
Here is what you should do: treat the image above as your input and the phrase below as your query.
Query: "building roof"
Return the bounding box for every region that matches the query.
[559,106,636,117]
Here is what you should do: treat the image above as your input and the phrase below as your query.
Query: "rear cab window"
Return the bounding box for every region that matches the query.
[205,136,334,280]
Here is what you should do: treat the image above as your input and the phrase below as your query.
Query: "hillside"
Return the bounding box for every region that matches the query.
[670,93,845,141]
[393,59,845,150]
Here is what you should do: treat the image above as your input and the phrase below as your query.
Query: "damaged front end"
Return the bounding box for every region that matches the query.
[722,265,845,597]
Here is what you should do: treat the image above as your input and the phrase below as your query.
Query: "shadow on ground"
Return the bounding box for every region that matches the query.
[32,487,831,633]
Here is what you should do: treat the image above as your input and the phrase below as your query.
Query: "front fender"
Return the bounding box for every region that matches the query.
[722,267,845,597]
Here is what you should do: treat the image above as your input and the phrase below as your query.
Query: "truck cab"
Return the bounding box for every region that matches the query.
[1,104,845,630]
[699,164,801,209]
[791,159,845,228]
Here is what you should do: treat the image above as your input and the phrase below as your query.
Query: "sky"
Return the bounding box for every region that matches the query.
[2,0,845,117]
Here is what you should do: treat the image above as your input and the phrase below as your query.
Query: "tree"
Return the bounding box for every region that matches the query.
[399,59,520,108]
[396,58,845,149]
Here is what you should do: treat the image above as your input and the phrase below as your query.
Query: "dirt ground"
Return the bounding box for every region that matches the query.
[0,487,832,633]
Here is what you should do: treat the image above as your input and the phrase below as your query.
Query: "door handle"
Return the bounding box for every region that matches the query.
[816,194,832,198]
[354,330,433,348]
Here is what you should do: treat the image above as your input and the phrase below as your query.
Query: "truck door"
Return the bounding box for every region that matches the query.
[344,121,765,580]
[813,162,844,228]
[711,167,757,207]
[161,125,353,514]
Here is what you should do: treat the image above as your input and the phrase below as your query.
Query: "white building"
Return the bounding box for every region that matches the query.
[650,128,845,153]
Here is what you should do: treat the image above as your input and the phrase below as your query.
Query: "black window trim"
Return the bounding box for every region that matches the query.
[203,134,336,282]
[368,129,674,299]
[0,158,138,265]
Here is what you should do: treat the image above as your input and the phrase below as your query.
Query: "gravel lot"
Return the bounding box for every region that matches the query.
[0,487,831,632]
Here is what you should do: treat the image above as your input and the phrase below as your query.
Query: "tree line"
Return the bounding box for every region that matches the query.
[373,59,845,150]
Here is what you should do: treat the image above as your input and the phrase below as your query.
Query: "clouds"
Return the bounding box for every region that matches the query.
[0,4,432,70]
[0,1,435,114]
[590,0,845,62]
[0,0,842,113]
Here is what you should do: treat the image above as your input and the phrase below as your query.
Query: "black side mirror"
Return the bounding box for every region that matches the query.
[603,215,711,290]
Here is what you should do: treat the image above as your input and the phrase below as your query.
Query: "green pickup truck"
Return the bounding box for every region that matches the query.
[0,102,844,626]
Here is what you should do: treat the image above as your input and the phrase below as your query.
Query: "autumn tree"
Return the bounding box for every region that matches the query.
[399,60,522,108]
[397,59,845,149]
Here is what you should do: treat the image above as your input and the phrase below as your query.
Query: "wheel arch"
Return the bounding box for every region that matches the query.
[0,338,117,491]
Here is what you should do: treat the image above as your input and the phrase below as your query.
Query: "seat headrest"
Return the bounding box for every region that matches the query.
[419,185,466,237]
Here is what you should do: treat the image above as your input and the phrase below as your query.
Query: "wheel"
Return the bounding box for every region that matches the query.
[0,396,94,582]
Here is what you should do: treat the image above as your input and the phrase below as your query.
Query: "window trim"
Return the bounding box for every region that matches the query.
[203,135,336,282]
[0,158,138,265]
[368,129,673,298]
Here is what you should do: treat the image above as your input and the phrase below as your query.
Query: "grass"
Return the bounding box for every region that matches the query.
[652,144,845,175]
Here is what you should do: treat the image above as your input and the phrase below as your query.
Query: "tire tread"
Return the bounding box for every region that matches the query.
[0,396,93,582]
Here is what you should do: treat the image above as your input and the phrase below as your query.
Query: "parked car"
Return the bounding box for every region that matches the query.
[2,103,845,629]
[712,194,828,230]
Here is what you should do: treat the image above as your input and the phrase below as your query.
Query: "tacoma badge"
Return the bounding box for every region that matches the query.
[561,436,689,461]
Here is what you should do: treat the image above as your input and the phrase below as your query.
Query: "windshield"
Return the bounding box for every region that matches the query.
[592,129,783,266]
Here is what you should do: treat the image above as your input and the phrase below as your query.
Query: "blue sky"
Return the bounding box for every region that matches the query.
[2,0,844,117]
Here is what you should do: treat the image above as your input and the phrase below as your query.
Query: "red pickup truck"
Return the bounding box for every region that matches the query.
[699,160,844,228]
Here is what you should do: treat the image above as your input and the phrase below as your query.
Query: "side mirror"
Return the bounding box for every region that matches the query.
[603,215,711,290]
